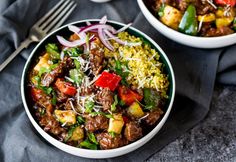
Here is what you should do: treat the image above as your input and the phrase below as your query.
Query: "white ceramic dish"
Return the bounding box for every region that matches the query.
[137,0,236,49]
[90,0,112,3]
[21,19,175,159]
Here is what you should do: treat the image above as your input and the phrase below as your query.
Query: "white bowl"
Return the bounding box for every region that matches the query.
[137,0,236,49]
[90,0,112,3]
[21,19,175,159]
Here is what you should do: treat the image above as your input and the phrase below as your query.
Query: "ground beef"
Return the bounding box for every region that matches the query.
[55,89,68,103]
[84,115,109,132]
[96,88,114,111]
[144,109,163,126]
[39,115,65,135]
[96,133,128,150]
[41,57,74,87]
[89,48,104,75]
[124,122,143,142]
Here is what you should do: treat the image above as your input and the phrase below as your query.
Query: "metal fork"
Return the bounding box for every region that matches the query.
[0,0,77,72]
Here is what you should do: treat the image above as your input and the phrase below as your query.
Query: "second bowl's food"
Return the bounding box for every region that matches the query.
[145,0,236,37]
[28,17,169,150]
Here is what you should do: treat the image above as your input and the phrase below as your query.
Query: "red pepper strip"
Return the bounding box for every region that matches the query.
[118,85,143,106]
[215,0,235,6]
[95,71,122,91]
[55,78,77,96]
[31,87,44,101]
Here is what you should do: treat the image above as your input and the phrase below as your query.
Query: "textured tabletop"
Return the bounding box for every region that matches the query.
[148,85,236,162]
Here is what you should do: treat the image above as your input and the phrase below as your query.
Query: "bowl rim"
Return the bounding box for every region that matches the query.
[137,0,236,48]
[21,19,176,159]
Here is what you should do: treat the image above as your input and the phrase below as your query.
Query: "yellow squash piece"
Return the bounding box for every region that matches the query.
[127,102,144,118]
[197,13,216,22]
[160,5,182,30]
[34,53,50,71]
[68,126,84,141]
[216,17,234,28]
[108,114,124,134]
[54,110,76,126]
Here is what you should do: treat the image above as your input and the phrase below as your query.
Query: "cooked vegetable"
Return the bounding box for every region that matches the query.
[233,18,236,30]
[197,13,216,22]
[159,5,182,30]
[178,4,198,36]
[143,88,162,110]
[215,0,236,6]
[67,126,84,141]
[45,43,60,60]
[34,53,50,71]
[127,102,144,118]
[69,69,84,85]
[108,114,124,134]
[118,86,143,105]
[54,110,76,126]
[95,71,121,91]
[80,139,97,150]
[216,17,234,28]
[55,78,77,96]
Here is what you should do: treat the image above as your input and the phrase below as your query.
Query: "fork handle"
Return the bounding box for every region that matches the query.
[0,38,33,72]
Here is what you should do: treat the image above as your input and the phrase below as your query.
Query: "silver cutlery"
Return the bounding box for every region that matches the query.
[0,0,77,72]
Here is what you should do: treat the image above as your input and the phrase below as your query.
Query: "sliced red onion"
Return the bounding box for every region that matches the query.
[57,35,87,47]
[99,15,107,24]
[98,28,114,51]
[68,25,86,40]
[115,23,132,34]
[79,24,117,34]
[104,29,142,47]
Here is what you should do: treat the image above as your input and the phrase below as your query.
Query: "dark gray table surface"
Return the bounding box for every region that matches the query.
[147,85,236,162]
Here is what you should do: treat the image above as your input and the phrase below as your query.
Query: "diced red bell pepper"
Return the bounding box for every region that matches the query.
[31,87,43,101]
[215,0,235,6]
[95,71,122,91]
[55,78,77,96]
[118,85,143,105]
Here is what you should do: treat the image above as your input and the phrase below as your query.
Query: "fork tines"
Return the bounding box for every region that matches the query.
[35,0,77,34]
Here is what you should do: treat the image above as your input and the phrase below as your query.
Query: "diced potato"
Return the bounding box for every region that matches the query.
[127,102,144,118]
[68,126,84,141]
[108,114,124,134]
[160,5,182,30]
[216,9,224,18]
[197,13,216,22]
[54,110,76,126]
[34,53,50,71]
[216,17,234,28]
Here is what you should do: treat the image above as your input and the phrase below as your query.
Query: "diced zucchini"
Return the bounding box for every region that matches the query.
[160,5,182,30]
[197,13,216,22]
[68,126,84,141]
[127,102,144,118]
[34,53,50,72]
[216,9,224,18]
[216,17,234,28]
[54,110,76,126]
[108,114,124,134]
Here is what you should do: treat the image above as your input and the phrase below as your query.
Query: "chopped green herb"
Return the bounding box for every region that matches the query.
[77,116,85,124]
[80,139,97,150]
[111,95,118,112]
[64,126,76,142]
[143,88,161,110]
[69,69,84,85]
[86,34,90,50]
[88,133,98,145]
[51,90,57,105]
[45,43,60,60]
[158,4,165,17]
[64,47,83,57]
[233,17,236,30]
[74,59,81,69]
[49,63,58,70]
[115,60,129,85]
[109,131,116,138]
[119,100,125,106]
[90,112,113,119]
[85,101,94,113]
[38,67,50,77]
[39,108,46,116]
